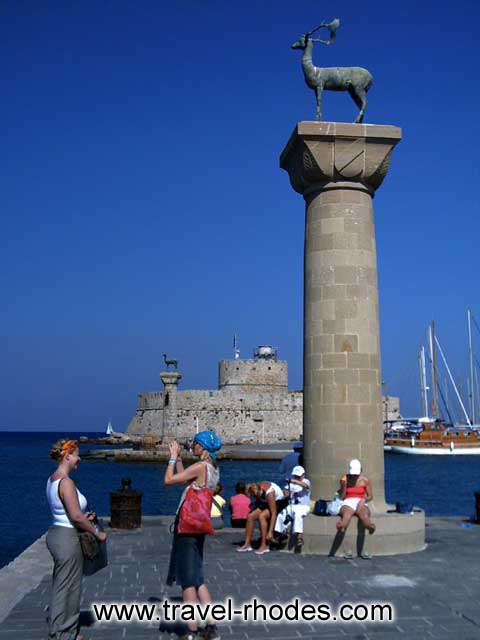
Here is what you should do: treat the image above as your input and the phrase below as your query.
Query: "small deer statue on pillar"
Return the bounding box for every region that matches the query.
[163,353,178,370]
[291,19,373,123]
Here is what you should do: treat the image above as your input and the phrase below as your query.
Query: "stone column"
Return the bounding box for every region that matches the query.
[281,122,401,507]
[280,122,424,556]
[160,371,182,440]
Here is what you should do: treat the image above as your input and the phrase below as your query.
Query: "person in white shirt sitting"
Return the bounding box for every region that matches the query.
[274,466,311,547]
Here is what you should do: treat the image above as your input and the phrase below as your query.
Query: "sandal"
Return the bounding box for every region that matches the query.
[343,550,354,559]
[360,552,372,559]
[254,548,270,555]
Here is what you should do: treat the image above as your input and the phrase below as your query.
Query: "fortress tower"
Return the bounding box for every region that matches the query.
[219,346,287,393]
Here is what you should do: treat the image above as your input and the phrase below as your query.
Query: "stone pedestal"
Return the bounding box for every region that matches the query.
[280,122,424,554]
[302,510,426,556]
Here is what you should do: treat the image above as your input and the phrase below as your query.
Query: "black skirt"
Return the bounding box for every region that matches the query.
[167,516,206,589]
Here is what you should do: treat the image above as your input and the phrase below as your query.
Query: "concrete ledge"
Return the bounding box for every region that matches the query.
[302,510,425,556]
[0,534,52,623]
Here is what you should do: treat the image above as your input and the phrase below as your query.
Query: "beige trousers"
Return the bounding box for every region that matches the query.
[46,525,83,640]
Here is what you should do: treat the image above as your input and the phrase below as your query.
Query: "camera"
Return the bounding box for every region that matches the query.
[183,437,194,453]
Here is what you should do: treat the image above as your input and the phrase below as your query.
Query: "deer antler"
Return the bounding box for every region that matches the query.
[307,18,340,45]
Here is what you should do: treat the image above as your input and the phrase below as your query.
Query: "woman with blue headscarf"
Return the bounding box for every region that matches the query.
[165,430,222,640]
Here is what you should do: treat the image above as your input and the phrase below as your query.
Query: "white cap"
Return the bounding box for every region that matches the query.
[291,465,305,477]
[348,459,362,475]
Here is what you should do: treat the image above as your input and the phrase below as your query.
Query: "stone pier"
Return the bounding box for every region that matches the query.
[2,517,480,638]
[280,121,424,555]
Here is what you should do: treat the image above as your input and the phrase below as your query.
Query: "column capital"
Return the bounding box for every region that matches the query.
[280,121,402,196]
[160,371,182,387]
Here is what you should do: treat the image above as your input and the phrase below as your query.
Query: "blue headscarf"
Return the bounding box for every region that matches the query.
[194,430,222,461]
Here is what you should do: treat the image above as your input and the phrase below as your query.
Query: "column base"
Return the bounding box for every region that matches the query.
[302,510,425,556]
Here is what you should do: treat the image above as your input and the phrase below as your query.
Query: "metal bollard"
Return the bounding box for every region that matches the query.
[110,477,142,529]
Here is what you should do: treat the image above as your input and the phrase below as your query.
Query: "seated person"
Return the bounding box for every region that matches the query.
[229,481,250,529]
[274,465,311,546]
[237,481,286,555]
[210,483,226,530]
[336,459,376,534]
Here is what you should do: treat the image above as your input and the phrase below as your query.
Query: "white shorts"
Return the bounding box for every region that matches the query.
[341,498,362,511]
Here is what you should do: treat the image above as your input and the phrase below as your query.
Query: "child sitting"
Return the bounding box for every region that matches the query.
[211,483,226,530]
[229,481,250,528]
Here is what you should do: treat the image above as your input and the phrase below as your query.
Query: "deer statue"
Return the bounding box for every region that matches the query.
[291,19,373,123]
[163,353,178,370]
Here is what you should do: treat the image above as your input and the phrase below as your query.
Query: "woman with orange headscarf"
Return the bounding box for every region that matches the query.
[46,439,106,640]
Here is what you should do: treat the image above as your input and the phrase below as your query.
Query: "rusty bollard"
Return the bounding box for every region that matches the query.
[110,477,142,529]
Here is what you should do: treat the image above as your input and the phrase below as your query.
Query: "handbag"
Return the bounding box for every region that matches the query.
[313,499,329,516]
[80,518,108,576]
[78,531,99,561]
[177,464,214,535]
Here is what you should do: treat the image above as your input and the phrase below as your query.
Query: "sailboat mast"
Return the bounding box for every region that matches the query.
[419,346,429,418]
[435,335,472,426]
[475,366,480,424]
[418,349,424,416]
[467,309,476,424]
[428,323,439,417]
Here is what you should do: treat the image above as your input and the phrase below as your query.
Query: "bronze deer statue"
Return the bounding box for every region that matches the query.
[163,353,178,370]
[291,19,373,123]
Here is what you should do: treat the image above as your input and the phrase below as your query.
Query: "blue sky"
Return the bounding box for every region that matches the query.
[1,0,480,430]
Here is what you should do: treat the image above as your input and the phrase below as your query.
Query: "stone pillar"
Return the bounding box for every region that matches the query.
[160,371,182,440]
[280,122,424,555]
[281,122,401,507]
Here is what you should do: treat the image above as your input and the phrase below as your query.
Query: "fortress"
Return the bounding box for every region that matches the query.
[127,346,400,444]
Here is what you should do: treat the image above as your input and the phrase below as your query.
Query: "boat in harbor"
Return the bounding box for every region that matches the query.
[384,311,480,455]
[385,418,480,455]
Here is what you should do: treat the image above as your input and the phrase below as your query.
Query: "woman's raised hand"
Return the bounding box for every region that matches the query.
[169,440,180,460]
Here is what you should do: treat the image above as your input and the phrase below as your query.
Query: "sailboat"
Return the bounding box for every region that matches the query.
[385,316,480,455]
[106,420,114,436]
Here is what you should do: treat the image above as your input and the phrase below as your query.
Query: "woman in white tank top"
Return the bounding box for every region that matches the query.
[237,481,288,555]
[46,439,107,640]
[164,431,222,640]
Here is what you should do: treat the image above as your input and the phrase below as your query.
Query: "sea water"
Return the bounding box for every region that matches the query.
[1,431,480,569]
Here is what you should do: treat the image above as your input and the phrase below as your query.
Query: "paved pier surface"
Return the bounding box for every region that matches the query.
[1,516,480,639]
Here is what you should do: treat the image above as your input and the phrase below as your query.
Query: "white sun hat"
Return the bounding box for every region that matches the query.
[291,465,305,477]
[348,459,362,475]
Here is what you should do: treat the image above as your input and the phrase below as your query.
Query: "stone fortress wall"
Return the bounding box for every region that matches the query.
[127,346,400,444]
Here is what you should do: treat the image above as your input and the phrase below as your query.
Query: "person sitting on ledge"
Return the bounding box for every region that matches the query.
[274,465,311,547]
[229,481,250,529]
[336,459,376,535]
[237,481,287,555]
